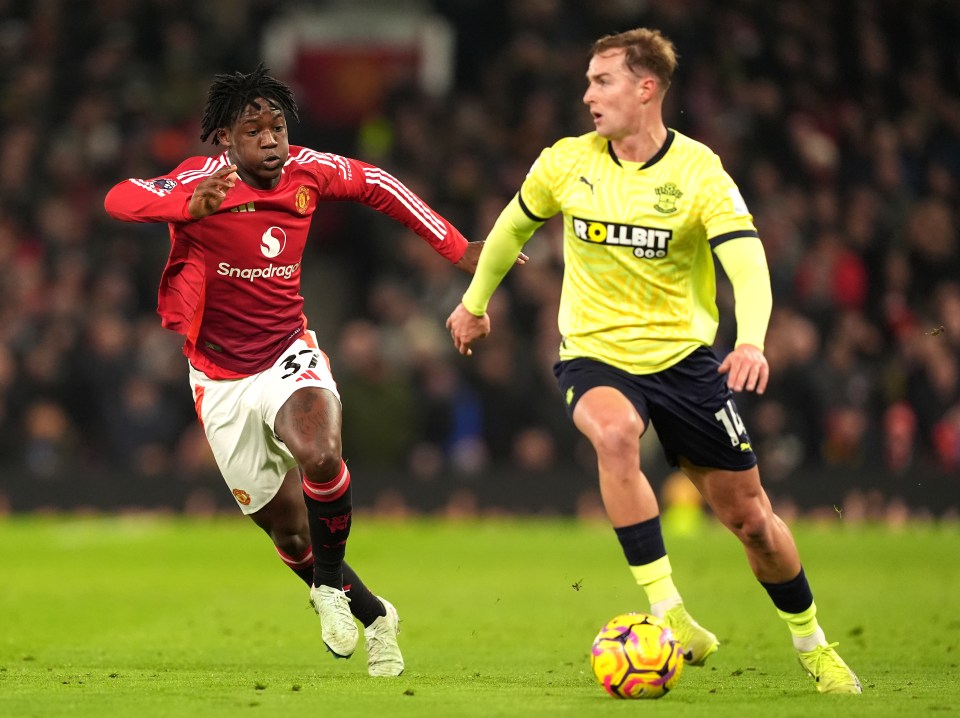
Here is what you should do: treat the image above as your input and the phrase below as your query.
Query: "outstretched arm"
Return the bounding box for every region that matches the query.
[447,195,541,356]
[313,155,528,272]
[453,241,527,275]
[104,159,238,223]
[714,236,773,394]
[323,157,472,264]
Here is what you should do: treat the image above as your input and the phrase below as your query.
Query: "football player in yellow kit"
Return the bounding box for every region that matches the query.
[447,27,861,695]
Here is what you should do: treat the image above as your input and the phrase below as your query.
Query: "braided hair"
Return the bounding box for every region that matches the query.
[199,64,300,145]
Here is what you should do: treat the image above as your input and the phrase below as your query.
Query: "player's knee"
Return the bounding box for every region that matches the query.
[727,510,774,550]
[591,423,641,459]
[271,527,310,557]
[299,446,343,483]
[261,504,310,550]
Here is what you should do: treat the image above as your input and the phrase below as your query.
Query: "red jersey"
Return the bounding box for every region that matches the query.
[104,146,468,378]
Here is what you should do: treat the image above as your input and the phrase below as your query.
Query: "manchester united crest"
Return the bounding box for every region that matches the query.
[295,185,310,214]
[232,488,252,506]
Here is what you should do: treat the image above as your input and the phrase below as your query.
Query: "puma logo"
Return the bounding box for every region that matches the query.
[579,176,595,194]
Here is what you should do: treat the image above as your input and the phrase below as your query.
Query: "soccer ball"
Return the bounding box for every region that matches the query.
[590,612,684,699]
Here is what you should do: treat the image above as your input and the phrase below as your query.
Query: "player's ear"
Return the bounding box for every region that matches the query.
[216,127,232,147]
[638,75,659,104]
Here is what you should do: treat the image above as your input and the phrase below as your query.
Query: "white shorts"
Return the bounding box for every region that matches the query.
[188,330,341,515]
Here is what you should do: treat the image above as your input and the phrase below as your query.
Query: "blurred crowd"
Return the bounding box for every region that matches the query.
[1,0,958,507]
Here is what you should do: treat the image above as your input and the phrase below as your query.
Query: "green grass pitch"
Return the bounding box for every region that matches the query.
[0,514,957,717]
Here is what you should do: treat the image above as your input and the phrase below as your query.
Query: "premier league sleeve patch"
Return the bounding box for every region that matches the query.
[130,177,179,196]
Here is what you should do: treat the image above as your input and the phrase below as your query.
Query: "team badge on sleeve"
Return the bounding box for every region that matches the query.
[152,178,177,191]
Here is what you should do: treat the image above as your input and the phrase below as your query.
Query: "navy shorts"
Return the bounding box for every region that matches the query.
[553,347,757,471]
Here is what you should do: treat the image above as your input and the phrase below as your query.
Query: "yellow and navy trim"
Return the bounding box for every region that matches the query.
[709,228,760,249]
[607,129,676,169]
[518,192,550,223]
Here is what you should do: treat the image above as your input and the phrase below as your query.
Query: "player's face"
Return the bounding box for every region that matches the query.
[219,97,290,190]
[583,50,649,140]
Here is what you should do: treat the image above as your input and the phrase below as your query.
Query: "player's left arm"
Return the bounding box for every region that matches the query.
[317,154,471,265]
[701,155,772,394]
[713,236,772,394]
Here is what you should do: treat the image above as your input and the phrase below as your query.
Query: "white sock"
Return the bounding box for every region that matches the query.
[650,595,682,618]
[792,626,826,652]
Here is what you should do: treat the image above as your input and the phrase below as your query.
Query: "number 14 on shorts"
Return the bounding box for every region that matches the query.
[714,400,747,447]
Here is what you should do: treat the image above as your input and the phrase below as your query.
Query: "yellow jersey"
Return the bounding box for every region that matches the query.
[518,129,760,374]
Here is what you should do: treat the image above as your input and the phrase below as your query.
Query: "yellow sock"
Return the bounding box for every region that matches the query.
[629,556,681,610]
[778,602,818,637]
[778,603,826,651]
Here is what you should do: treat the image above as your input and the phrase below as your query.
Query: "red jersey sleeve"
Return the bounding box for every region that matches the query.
[300,150,469,263]
[103,157,227,223]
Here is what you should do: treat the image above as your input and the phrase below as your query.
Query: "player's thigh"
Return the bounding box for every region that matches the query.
[274,385,343,463]
[259,330,344,465]
[554,358,649,448]
[572,387,645,449]
[648,347,757,471]
[189,366,297,514]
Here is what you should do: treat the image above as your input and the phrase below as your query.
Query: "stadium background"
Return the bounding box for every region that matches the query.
[0,0,957,519]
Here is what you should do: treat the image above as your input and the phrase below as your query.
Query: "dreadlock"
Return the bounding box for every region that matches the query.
[199,63,300,145]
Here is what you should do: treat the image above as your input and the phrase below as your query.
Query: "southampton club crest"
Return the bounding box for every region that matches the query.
[653,182,683,214]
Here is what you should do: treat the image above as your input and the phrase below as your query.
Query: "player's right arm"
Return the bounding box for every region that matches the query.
[446,194,543,356]
[447,145,561,355]
[460,196,541,315]
[103,159,237,223]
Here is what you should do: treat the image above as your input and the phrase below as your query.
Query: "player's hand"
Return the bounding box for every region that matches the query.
[446,302,491,356]
[718,343,769,394]
[187,165,240,219]
[454,241,528,274]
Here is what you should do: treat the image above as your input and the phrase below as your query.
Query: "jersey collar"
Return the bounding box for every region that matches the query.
[607,128,675,170]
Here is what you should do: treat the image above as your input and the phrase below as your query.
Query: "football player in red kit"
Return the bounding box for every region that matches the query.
[104,65,506,676]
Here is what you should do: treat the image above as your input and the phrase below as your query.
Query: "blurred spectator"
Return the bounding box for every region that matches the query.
[792,227,869,328]
[22,398,79,479]
[335,319,419,470]
[883,402,917,474]
[1,0,959,513]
